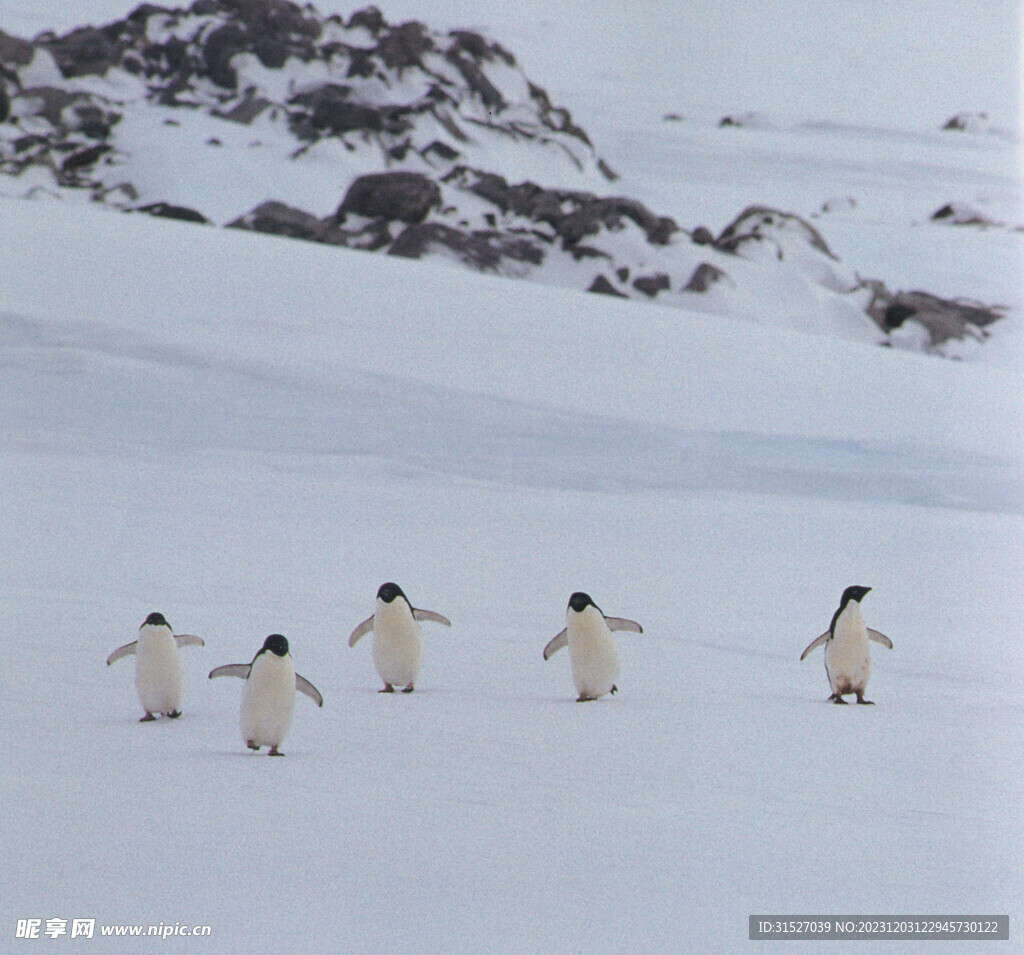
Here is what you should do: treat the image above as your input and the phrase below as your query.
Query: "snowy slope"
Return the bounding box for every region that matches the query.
[2,1,1023,952]
[2,195,1023,953]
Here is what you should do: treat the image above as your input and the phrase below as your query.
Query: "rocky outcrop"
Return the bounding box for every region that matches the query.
[0,2,1010,358]
[0,0,608,194]
[336,172,441,225]
[867,287,1004,349]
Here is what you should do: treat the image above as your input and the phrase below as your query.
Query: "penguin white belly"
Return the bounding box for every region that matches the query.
[241,654,296,748]
[568,619,620,700]
[373,606,423,688]
[825,609,871,695]
[135,630,184,715]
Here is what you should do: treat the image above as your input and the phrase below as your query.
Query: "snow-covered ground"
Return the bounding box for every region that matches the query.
[2,1,1022,952]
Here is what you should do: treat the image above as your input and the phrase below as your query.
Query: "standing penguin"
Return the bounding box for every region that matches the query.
[209,635,322,755]
[801,585,893,704]
[348,582,451,693]
[543,592,643,702]
[106,612,205,721]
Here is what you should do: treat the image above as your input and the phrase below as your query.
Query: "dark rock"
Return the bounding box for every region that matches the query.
[558,196,678,247]
[569,245,610,262]
[309,86,382,133]
[683,263,728,293]
[942,111,988,131]
[718,112,771,129]
[421,140,461,162]
[633,273,670,297]
[0,29,34,66]
[867,288,1004,346]
[587,274,628,297]
[0,86,9,123]
[931,203,998,227]
[691,226,715,245]
[254,35,288,68]
[137,202,209,223]
[378,21,434,71]
[442,167,678,249]
[228,200,324,239]
[70,101,121,138]
[882,302,917,329]
[717,205,835,258]
[215,94,273,124]
[389,222,543,271]
[203,23,249,88]
[337,171,441,224]
[344,47,377,80]
[60,142,110,173]
[448,30,514,66]
[347,6,386,34]
[39,26,119,78]
[15,87,85,127]
[445,49,504,110]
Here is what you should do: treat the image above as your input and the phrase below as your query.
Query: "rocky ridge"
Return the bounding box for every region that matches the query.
[0,0,1007,355]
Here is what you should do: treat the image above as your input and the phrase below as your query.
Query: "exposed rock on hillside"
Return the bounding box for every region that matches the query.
[0,1,1009,357]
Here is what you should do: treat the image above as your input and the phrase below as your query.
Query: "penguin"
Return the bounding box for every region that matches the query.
[348,582,451,693]
[208,634,322,755]
[800,585,893,704]
[543,592,643,702]
[106,612,205,721]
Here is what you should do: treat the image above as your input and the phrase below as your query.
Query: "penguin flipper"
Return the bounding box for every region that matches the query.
[868,629,893,649]
[413,608,452,627]
[543,628,568,660]
[106,641,138,666]
[174,634,205,649]
[348,615,374,647]
[296,674,323,707]
[208,663,251,680]
[605,616,643,634]
[800,631,830,660]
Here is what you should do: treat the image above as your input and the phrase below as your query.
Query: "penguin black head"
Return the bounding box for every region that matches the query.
[840,585,872,607]
[377,582,408,604]
[568,592,598,614]
[143,612,169,628]
[828,586,873,638]
[261,634,290,657]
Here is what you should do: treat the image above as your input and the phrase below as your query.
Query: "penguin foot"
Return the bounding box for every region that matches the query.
[167,710,181,719]
[139,712,157,722]
[402,684,415,694]
[576,694,596,702]
[246,740,260,751]
[268,747,284,756]
[828,694,849,704]
[379,684,395,693]
[855,695,875,705]
[610,685,618,695]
